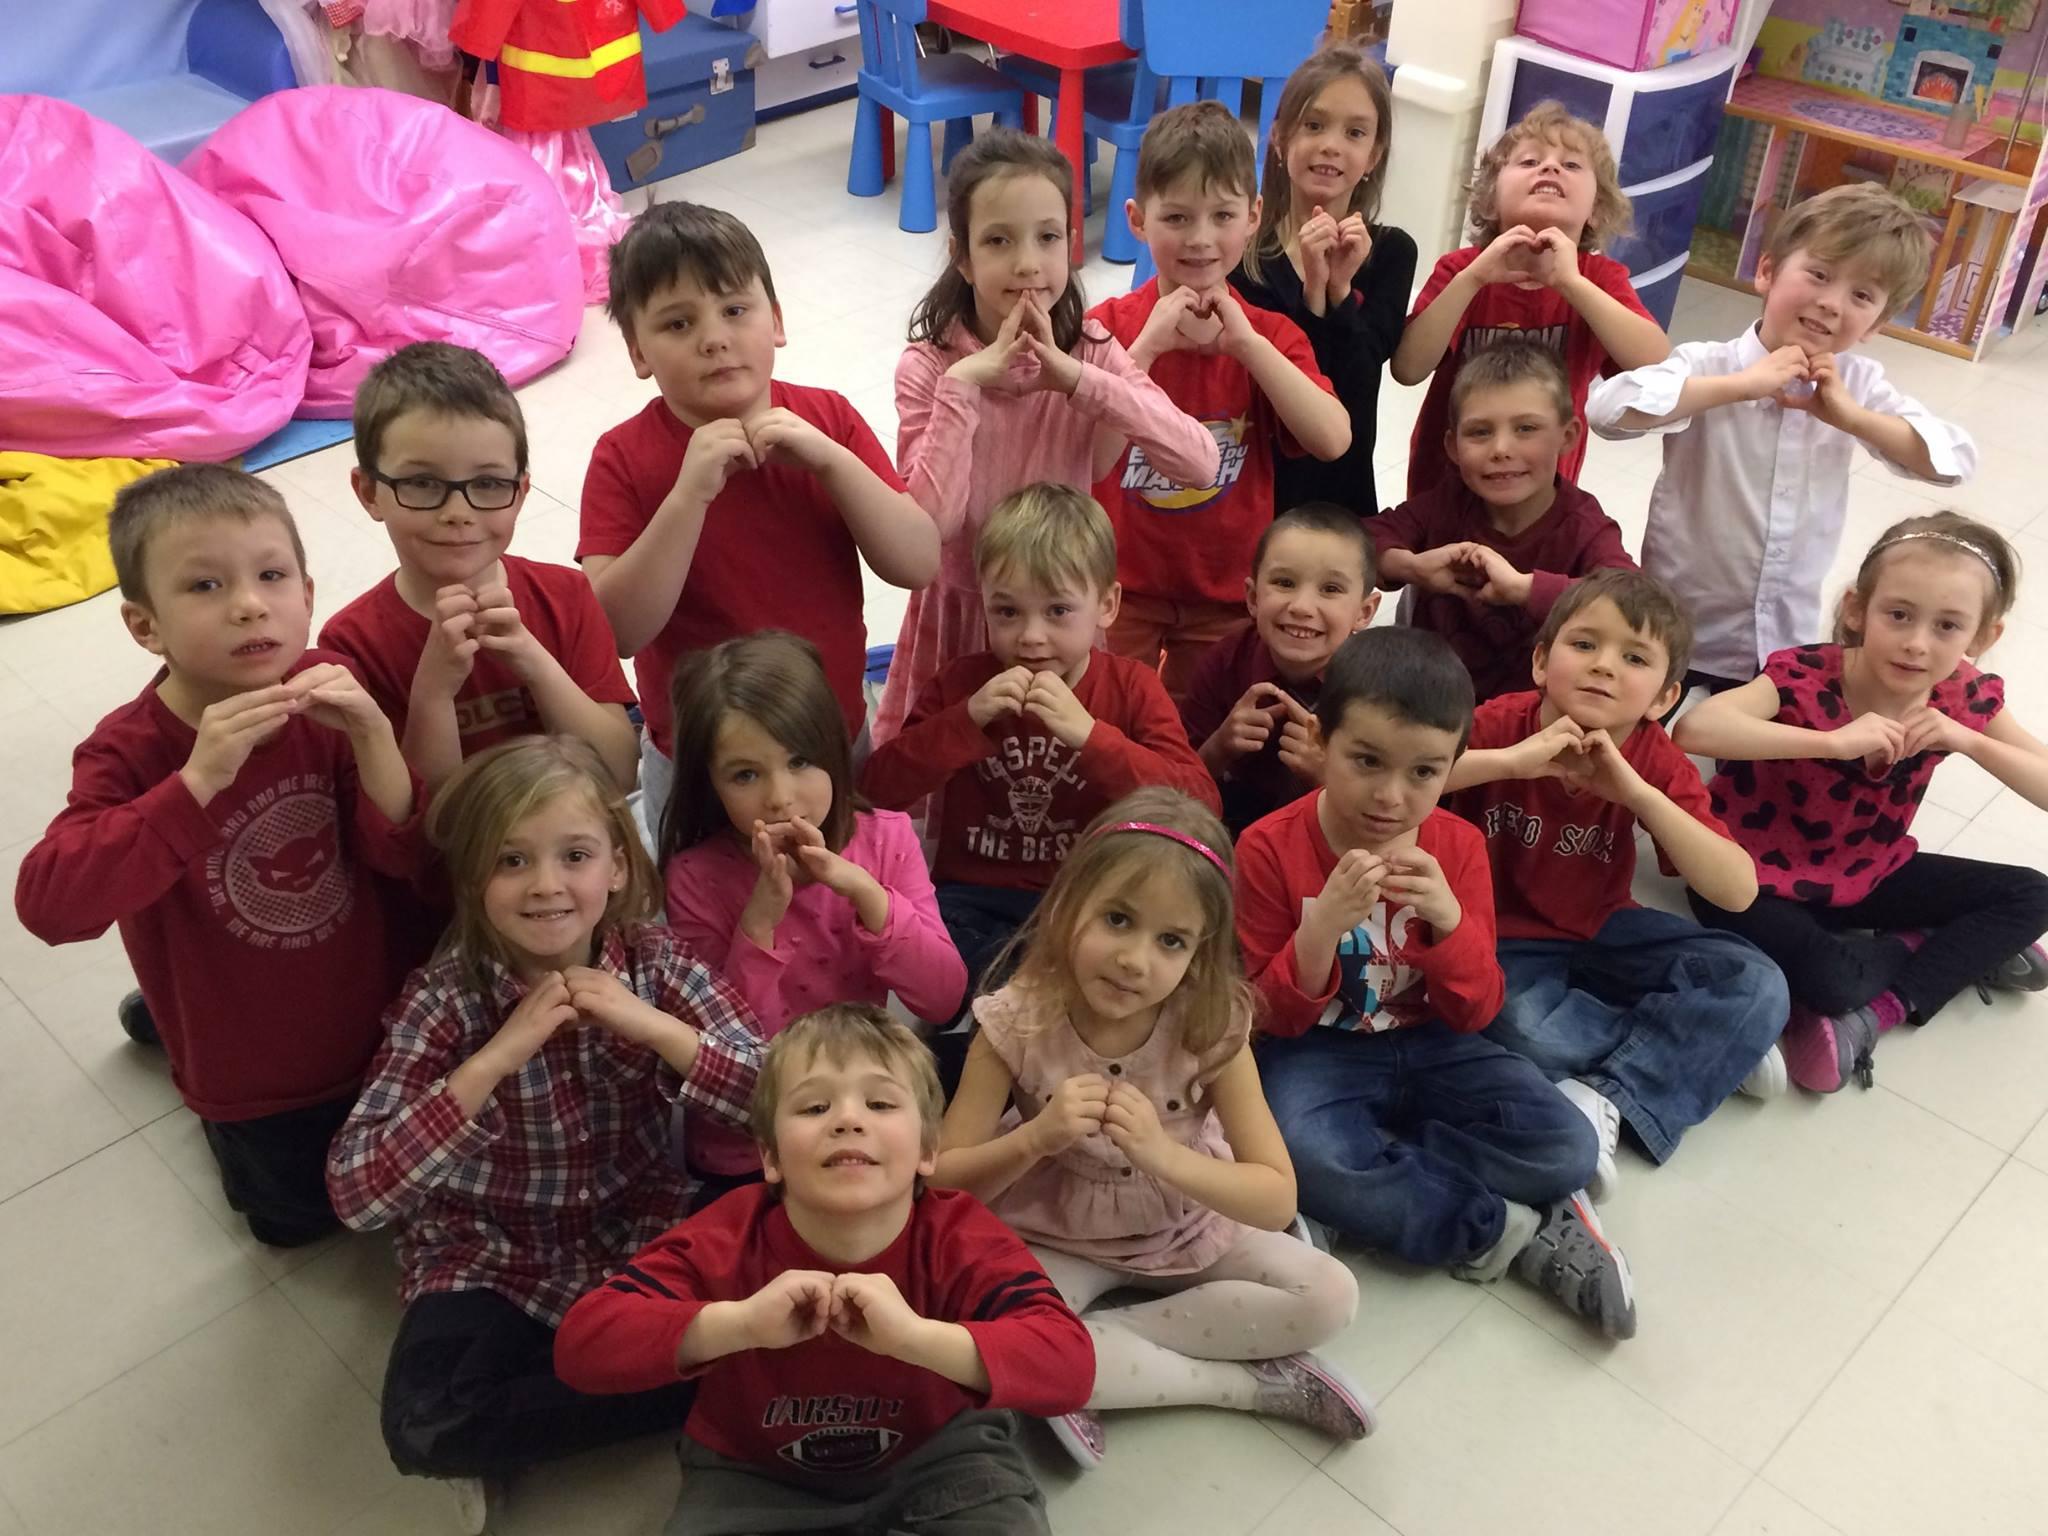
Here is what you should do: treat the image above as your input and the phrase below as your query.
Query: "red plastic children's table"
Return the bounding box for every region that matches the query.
[924,0,1135,260]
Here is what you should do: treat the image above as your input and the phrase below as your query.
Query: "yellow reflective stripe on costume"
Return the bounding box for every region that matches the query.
[500,32,642,78]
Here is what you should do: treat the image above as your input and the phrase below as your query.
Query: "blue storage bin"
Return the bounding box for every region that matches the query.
[1607,161,1712,274]
[1630,252,1688,330]
[589,13,763,192]
[1617,66,1731,183]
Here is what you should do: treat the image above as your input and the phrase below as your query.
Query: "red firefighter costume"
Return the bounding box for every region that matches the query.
[450,0,686,132]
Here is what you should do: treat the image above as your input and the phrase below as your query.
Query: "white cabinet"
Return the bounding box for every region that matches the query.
[748,0,865,115]
[754,0,861,59]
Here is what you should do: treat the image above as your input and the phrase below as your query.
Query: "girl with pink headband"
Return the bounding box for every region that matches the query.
[931,788,1373,1470]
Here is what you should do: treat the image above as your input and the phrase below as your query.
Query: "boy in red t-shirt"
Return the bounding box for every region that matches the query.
[1234,626,1635,1339]
[578,202,941,831]
[555,1004,1092,1535]
[1181,502,1379,833]
[1445,570,1788,1201]
[861,485,1219,1012]
[322,342,638,791]
[1091,101,1351,699]
[14,466,422,1248]
[1376,341,1635,703]
[1392,102,1669,498]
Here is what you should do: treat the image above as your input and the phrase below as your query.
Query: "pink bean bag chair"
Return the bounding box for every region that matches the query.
[0,94,311,461]
[183,86,583,417]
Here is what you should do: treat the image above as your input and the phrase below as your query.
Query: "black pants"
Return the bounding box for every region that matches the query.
[1690,851,2048,1021]
[934,883,1041,1013]
[381,1288,697,1479]
[201,1095,354,1248]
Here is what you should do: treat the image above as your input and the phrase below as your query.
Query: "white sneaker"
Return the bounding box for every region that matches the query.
[1557,1079,1621,1203]
[1737,1044,1787,1100]
[448,1478,490,1536]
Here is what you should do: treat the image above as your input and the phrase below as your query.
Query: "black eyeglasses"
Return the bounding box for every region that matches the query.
[368,469,522,512]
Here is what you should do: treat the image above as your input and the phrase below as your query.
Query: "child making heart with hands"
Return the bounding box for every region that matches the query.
[327,737,765,1498]
[934,790,1370,1470]
[875,129,1221,746]
[661,632,965,1195]
[1675,514,2048,1094]
[1392,102,1668,498]
[1232,42,1419,517]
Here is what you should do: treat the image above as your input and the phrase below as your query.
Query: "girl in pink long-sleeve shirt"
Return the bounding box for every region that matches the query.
[660,632,966,1194]
[873,130,1222,745]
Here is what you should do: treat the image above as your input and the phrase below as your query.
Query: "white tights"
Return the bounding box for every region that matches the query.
[1031,1230,1358,1414]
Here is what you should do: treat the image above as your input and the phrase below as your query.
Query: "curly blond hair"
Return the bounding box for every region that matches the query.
[1466,102,1632,252]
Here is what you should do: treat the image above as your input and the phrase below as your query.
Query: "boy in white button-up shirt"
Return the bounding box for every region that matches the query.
[1587,184,1976,687]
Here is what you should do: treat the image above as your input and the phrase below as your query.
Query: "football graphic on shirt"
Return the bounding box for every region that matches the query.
[774,1425,903,1474]
[219,791,353,938]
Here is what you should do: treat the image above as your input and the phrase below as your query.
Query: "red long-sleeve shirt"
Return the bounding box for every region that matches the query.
[861,650,1220,889]
[1233,796,1504,1037]
[554,1184,1094,1475]
[14,656,424,1121]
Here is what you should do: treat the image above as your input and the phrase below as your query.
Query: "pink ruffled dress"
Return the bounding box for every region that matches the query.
[972,984,1251,1276]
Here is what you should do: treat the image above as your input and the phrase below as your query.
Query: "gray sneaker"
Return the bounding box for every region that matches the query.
[1289,1211,1334,1252]
[1984,942,2048,995]
[1245,1353,1377,1440]
[1514,1191,1638,1340]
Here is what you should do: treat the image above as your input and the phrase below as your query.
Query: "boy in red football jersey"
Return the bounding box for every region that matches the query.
[554,1004,1093,1534]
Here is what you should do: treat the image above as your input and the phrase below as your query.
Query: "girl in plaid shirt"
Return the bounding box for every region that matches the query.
[325,736,765,1526]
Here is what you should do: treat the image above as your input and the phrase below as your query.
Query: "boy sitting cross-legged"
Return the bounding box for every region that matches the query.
[554,1004,1094,1536]
[1444,569,1789,1200]
[1234,626,1635,1339]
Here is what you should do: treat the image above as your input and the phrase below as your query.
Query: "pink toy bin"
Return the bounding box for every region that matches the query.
[1515,0,1736,73]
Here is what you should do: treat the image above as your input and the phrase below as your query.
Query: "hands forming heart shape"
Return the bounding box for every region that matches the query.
[1174,289,1227,350]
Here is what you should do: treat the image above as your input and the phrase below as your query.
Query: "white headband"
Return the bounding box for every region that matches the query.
[1875,530,2003,591]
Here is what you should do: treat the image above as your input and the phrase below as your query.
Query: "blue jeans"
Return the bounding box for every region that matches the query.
[1490,907,1788,1164]
[1259,1023,1598,1268]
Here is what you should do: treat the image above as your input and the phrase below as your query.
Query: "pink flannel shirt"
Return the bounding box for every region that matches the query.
[325,922,764,1326]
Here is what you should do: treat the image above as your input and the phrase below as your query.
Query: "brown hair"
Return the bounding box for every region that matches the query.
[750,1003,947,1159]
[352,341,528,479]
[1536,569,1695,688]
[975,482,1118,594]
[1447,339,1573,425]
[108,464,307,605]
[1838,511,2018,648]
[1251,501,1377,586]
[1245,42,1393,286]
[992,788,1256,1067]
[1765,183,1933,312]
[605,201,779,336]
[908,128,1086,353]
[1467,102,1631,251]
[428,736,659,987]
[660,631,864,860]
[1136,99,1258,205]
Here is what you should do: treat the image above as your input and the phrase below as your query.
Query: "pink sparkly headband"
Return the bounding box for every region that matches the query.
[1097,820,1228,875]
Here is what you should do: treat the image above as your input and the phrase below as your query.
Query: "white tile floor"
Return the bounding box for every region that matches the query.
[3,97,2048,1536]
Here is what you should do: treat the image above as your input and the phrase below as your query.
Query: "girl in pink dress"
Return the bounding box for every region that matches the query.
[873,130,1221,745]
[660,632,966,1194]
[932,788,1368,1469]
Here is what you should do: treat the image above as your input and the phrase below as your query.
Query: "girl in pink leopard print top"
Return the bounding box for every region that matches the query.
[1675,513,2048,1095]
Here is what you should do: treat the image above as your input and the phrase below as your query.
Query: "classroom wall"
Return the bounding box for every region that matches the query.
[0,0,201,96]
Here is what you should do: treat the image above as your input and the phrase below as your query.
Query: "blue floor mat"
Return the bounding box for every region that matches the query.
[240,417,354,472]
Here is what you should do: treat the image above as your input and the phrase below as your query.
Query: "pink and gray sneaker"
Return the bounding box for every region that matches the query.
[1779,992,1907,1093]
[1047,1409,1105,1470]
[1245,1352,1378,1440]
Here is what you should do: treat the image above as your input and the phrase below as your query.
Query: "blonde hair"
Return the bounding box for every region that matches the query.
[1246,42,1394,286]
[993,789,1256,1067]
[1136,99,1258,203]
[1838,511,2018,648]
[975,482,1118,594]
[428,737,658,986]
[1467,102,1631,252]
[1765,183,1932,312]
[661,631,863,861]
[749,1004,946,1158]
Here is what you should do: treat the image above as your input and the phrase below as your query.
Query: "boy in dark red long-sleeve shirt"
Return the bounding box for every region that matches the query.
[1234,627,1635,1339]
[555,1005,1091,1535]
[1376,342,1636,704]
[14,466,421,1248]
[862,486,1218,1007]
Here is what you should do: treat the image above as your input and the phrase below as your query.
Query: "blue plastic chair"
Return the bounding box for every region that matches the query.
[848,0,1027,233]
